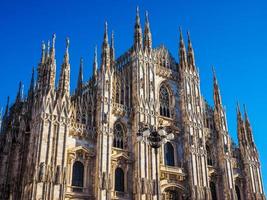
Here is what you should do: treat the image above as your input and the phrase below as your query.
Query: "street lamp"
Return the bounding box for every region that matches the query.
[137,124,174,200]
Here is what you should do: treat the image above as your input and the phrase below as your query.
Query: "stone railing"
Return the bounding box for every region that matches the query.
[160,165,186,182]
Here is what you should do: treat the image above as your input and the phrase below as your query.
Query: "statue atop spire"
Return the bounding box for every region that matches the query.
[110,31,115,66]
[50,33,56,60]
[93,46,98,80]
[134,6,143,50]
[41,41,46,64]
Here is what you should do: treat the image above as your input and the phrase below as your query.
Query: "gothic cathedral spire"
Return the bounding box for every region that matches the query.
[243,105,255,146]
[179,28,187,69]
[213,66,223,110]
[93,45,98,79]
[76,57,83,95]
[134,6,143,50]
[101,22,110,73]
[58,37,70,97]
[143,11,152,52]
[187,31,195,68]
[110,31,115,67]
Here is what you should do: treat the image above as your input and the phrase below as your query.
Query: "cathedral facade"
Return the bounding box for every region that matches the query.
[0,8,265,200]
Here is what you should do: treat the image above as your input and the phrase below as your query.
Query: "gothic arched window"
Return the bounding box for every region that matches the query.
[159,85,170,117]
[206,145,213,166]
[235,185,241,200]
[210,181,217,200]
[165,142,175,166]
[72,161,84,192]
[113,123,124,149]
[115,167,124,192]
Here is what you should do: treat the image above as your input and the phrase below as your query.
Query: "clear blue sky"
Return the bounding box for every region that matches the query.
[0,0,266,192]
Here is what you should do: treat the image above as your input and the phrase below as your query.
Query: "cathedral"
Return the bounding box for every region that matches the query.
[0,7,265,200]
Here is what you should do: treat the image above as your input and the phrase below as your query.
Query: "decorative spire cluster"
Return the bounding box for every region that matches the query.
[178,29,196,71]
[212,66,223,110]
[237,103,255,147]
[101,22,110,73]
[134,6,143,50]
[58,37,71,97]
[76,57,83,95]
[144,11,152,52]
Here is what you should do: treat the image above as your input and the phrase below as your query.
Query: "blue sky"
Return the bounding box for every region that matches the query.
[0,0,266,192]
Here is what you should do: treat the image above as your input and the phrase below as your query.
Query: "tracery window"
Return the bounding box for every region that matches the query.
[113,123,124,149]
[159,85,170,117]
[72,161,84,192]
[115,167,124,192]
[165,142,175,166]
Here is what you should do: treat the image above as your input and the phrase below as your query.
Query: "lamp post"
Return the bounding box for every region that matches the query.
[137,124,174,200]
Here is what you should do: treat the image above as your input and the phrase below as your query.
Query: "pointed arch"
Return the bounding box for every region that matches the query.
[159,84,170,117]
[72,161,84,192]
[115,167,124,192]
[113,122,125,149]
[165,142,175,166]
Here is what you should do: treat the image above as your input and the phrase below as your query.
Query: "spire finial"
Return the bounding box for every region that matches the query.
[187,30,195,67]
[145,10,149,24]
[4,96,10,116]
[46,40,50,59]
[94,45,98,78]
[41,41,46,64]
[134,6,142,50]
[136,6,140,21]
[104,21,108,43]
[237,102,242,117]
[212,66,218,83]
[64,37,70,64]
[243,104,250,124]
[110,30,115,64]
[179,27,183,41]
[16,81,22,102]
[77,57,83,94]
[52,33,56,49]
[179,27,187,68]
[50,33,56,59]
[144,10,152,51]
[28,67,35,98]
[66,37,70,49]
